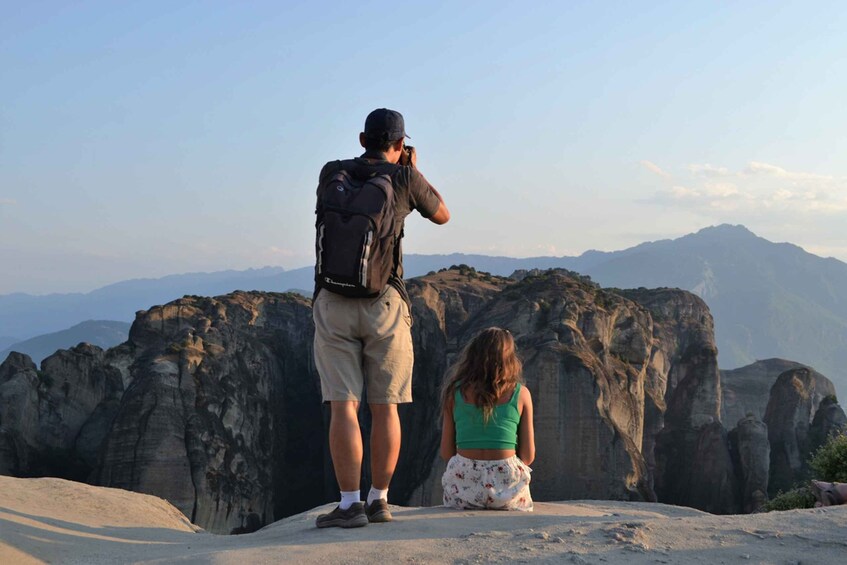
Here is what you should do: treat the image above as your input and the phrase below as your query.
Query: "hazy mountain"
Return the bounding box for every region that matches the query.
[0,337,17,350]
[3,224,846,398]
[576,225,847,400]
[0,320,131,366]
[0,267,288,340]
[1,258,576,341]
[412,227,847,399]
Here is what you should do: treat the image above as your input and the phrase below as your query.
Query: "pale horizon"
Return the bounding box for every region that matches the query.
[3,222,841,297]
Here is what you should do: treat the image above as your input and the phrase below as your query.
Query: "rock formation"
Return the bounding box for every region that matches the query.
[722,359,825,428]
[729,415,770,513]
[96,291,321,535]
[763,367,838,495]
[0,353,40,476]
[807,395,847,458]
[6,267,838,531]
[392,268,510,505]
[460,273,655,502]
[617,288,739,514]
[0,345,123,480]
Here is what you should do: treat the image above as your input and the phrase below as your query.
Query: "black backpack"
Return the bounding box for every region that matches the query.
[315,164,399,297]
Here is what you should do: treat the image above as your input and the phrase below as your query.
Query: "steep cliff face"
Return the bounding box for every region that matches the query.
[0,353,40,475]
[619,288,738,514]
[808,396,847,455]
[722,359,824,428]
[458,272,654,502]
[729,415,770,513]
[96,292,321,535]
[0,268,762,530]
[395,270,510,505]
[764,367,838,495]
[0,346,123,480]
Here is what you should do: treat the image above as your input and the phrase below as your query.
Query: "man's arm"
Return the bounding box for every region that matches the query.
[428,186,450,225]
[403,147,450,225]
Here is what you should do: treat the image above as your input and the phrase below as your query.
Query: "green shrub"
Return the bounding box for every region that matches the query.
[809,432,847,483]
[764,487,816,511]
[764,432,847,512]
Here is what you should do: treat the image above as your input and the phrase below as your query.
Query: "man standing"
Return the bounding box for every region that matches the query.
[313,109,449,528]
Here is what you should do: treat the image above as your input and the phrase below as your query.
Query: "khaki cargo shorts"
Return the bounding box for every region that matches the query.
[313,285,414,404]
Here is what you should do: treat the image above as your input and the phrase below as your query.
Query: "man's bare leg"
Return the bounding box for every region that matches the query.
[369,403,401,490]
[329,400,362,491]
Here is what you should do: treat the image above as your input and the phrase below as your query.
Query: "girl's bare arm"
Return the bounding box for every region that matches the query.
[440,396,457,461]
[517,386,535,465]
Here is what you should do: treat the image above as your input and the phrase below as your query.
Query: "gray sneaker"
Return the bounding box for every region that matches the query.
[364,499,393,523]
[315,502,368,529]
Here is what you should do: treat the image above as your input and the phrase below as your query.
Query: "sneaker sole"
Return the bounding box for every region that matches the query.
[316,515,369,529]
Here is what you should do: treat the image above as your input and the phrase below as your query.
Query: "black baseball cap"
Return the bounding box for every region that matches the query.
[364,108,410,141]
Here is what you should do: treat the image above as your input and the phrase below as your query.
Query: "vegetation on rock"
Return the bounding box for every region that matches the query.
[765,431,847,511]
[809,432,847,483]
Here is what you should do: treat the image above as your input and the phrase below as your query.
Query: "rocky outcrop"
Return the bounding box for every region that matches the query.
[808,396,847,456]
[0,353,40,475]
[4,267,805,529]
[722,359,823,428]
[764,367,838,495]
[0,346,123,480]
[729,415,770,513]
[396,269,510,505]
[619,288,738,514]
[96,291,320,535]
[462,273,655,502]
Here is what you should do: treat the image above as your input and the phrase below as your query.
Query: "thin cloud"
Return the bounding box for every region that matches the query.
[0,199,17,206]
[639,160,671,179]
[688,164,731,177]
[744,161,789,177]
[646,161,847,215]
[668,186,700,199]
[743,161,833,182]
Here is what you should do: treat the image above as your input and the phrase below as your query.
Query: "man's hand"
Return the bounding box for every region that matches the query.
[400,145,417,168]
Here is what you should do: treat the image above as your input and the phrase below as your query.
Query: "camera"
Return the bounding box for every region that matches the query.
[402,145,415,166]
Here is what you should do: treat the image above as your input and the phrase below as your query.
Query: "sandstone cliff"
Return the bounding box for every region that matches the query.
[764,367,839,495]
[96,291,320,535]
[728,415,770,513]
[0,345,123,480]
[4,267,835,532]
[721,359,826,428]
[394,268,510,505]
[461,273,654,502]
[618,288,738,514]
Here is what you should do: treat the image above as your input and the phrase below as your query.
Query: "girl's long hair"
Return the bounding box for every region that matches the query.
[440,327,523,423]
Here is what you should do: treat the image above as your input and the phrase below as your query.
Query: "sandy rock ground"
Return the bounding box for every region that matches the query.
[2,476,846,565]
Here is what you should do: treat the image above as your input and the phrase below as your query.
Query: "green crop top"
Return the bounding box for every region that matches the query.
[454,383,521,450]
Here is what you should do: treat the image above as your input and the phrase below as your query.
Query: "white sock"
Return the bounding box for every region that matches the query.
[339,490,360,510]
[367,486,388,505]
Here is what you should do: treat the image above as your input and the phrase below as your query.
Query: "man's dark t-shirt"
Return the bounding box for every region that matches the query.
[314,150,441,307]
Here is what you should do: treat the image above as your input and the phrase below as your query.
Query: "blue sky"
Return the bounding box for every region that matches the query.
[2,1,846,293]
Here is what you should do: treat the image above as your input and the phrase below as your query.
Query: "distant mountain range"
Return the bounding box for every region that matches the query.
[2,224,846,399]
[0,320,131,365]
[578,225,847,402]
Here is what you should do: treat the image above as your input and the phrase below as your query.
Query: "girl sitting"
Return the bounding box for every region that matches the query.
[440,327,535,511]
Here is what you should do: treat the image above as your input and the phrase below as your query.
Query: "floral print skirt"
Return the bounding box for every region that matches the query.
[442,454,533,511]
